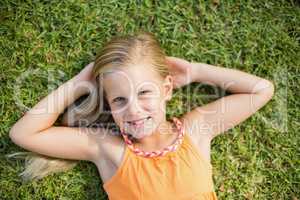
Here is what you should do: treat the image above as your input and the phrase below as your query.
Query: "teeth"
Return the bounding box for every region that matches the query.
[134,119,144,125]
[129,117,151,125]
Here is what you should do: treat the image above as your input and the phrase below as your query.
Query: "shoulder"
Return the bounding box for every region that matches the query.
[177,115,212,162]
[91,128,125,166]
[177,114,211,142]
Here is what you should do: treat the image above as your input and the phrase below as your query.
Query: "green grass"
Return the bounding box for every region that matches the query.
[1,0,299,199]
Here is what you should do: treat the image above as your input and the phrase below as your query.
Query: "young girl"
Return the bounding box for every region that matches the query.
[9,31,274,199]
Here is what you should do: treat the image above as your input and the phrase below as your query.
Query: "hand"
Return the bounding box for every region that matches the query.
[72,61,97,94]
[165,56,193,88]
[74,62,95,82]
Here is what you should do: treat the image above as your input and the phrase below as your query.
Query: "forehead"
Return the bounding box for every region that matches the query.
[102,64,163,96]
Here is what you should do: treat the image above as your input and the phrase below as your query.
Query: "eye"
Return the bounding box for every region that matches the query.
[139,90,150,95]
[113,97,125,103]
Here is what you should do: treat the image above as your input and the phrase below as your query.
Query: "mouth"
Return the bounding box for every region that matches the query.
[127,116,152,125]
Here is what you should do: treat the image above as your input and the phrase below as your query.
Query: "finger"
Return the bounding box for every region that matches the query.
[166,56,191,68]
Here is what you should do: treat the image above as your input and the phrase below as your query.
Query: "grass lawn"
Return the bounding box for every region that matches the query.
[0,0,299,199]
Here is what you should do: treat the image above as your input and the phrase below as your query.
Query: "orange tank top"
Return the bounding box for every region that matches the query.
[103,128,218,200]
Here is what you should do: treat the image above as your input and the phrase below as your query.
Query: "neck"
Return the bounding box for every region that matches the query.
[134,119,178,151]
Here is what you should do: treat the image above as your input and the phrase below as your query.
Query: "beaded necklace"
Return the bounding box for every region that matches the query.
[120,117,184,158]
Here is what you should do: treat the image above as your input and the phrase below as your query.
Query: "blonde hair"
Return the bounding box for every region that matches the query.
[7,31,170,182]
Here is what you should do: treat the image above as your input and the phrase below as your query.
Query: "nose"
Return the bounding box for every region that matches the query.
[126,96,143,116]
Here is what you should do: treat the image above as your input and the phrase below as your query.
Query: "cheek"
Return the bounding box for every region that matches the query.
[143,98,165,113]
[111,108,123,120]
[109,106,124,122]
[111,113,124,130]
[110,102,128,115]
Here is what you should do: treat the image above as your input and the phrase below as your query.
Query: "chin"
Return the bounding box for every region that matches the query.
[129,129,154,139]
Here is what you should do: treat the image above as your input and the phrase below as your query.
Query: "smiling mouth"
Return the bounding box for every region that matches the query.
[127,117,151,125]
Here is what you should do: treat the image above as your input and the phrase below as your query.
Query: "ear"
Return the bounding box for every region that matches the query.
[162,75,174,101]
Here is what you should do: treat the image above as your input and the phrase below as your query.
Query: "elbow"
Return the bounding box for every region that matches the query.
[9,124,16,138]
[259,81,275,106]
[9,125,20,143]
[9,127,17,144]
[255,79,275,100]
[9,117,23,141]
[264,80,275,100]
[9,124,26,144]
[9,126,31,147]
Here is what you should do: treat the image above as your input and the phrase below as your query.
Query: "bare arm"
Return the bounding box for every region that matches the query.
[166,57,275,140]
[9,62,107,162]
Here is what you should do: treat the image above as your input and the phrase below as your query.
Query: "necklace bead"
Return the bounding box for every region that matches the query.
[120,117,184,158]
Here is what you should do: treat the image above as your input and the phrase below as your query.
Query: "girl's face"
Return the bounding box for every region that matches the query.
[102,63,173,139]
